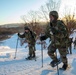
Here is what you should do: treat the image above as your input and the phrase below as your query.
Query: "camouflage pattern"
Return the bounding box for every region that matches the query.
[18,31,36,57]
[73,38,76,49]
[45,20,69,64]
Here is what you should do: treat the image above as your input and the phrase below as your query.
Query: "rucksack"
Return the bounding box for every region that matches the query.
[30,31,36,40]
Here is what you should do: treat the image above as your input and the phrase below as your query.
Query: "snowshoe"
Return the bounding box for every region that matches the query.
[50,58,61,67]
[25,56,37,60]
[26,56,32,60]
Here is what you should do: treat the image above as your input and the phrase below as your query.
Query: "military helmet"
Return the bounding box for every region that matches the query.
[24,26,30,30]
[49,11,58,19]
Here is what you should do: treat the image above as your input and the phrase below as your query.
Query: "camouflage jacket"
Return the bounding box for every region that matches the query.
[45,20,69,46]
[19,31,36,45]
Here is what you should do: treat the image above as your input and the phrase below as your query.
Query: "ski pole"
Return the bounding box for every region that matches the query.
[34,46,36,61]
[14,37,19,59]
[55,50,59,75]
[41,41,43,67]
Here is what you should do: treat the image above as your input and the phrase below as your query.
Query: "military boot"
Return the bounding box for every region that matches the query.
[32,51,36,58]
[26,55,32,60]
[61,63,68,70]
[50,58,61,67]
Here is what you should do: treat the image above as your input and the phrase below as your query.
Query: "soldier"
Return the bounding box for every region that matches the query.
[73,37,76,49]
[18,27,36,60]
[40,11,69,70]
[68,37,73,54]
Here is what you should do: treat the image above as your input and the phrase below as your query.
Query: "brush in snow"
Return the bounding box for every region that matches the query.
[49,58,62,67]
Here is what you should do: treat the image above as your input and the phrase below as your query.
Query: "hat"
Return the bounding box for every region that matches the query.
[24,27,29,30]
[49,11,58,19]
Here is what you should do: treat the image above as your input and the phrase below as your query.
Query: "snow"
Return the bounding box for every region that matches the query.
[0,32,76,75]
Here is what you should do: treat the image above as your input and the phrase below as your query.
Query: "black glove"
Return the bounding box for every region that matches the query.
[40,35,47,41]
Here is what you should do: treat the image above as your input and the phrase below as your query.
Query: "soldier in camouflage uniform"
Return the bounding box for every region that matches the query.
[40,11,69,70]
[18,27,36,60]
[68,37,73,54]
[73,37,76,49]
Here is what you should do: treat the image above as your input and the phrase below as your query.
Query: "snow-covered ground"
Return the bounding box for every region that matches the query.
[0,32,76,75]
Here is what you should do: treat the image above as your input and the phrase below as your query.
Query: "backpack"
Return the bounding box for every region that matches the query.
[30,31,36,40]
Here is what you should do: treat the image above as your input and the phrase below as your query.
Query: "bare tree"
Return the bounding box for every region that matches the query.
[21,0,61,35]
[21,10,43,35]
[63,8,76,34]
[39,0,61,22]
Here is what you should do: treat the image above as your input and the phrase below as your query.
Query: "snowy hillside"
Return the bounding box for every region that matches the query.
[0,32,76,75]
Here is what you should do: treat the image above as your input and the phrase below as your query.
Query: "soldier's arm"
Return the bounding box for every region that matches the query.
[40,25,51,41]
[45,24,51,38]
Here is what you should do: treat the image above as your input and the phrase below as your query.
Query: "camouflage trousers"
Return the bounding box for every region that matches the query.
[48,42,68,64]
[74,44,76,49]
[68,44,72,54]
[28,44,36,57]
